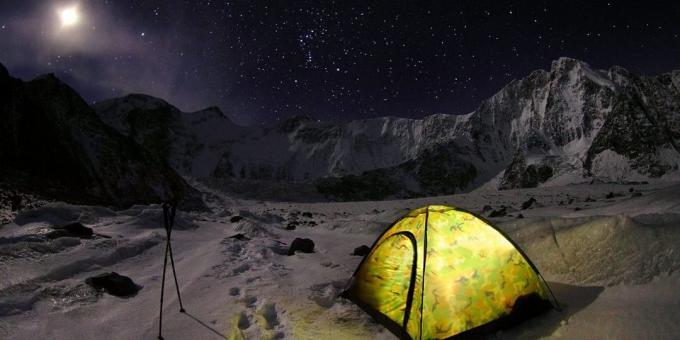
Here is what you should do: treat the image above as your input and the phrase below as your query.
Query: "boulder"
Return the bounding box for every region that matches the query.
[287,238,315,255]
[85,272,141,297]
[352,245,371,256]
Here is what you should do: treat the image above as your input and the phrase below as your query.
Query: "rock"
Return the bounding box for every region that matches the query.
[574,207,582,211]
[229,233,250,241]
[287,238,315,255]
[286,221,297,230]
[47,222,93,239]
[629,187,635,193]
[482,205,492,212]
[516,214,524,219]
[489,207,507,217]
[521,197,537,210]
[352,245,371,256]
[85,272,141,297]
[500,150,553,189]
[584,196,596,202]
[230,215,244,223]
[631,192,642,197]
[605,192,615,199]
[568,198,575,204]
[301,212,313,218]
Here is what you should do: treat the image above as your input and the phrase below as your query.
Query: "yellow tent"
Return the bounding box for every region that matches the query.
[342,205,556,339]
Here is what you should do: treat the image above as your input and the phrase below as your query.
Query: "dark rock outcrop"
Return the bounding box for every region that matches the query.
[85,272,141,297]
[352,245,371,257]
[500,151,553,190]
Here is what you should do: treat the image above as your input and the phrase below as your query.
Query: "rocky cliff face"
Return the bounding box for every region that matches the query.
[0,63,200,208]
[492,58,679,189]
[92,58,680,200]
[584,67,680,180]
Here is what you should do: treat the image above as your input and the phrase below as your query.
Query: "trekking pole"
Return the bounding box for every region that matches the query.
[166,201,185,313]
[157,200,185,339]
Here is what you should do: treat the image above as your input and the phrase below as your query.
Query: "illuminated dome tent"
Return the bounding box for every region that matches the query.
[342,205,557,339]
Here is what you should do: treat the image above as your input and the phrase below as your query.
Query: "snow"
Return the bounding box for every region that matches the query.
[590,149,647,182]
[2,182,679,339]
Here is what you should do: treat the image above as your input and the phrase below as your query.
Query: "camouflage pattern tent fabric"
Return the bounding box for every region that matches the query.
[343,205,555,339]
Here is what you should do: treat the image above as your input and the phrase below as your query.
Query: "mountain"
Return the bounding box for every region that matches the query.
[93,58,680,200]
[93,94,244,178]
[0,63,202,208]
[494,58,680,188]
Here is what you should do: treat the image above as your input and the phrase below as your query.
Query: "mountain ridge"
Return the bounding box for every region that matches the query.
[0,62,204,208]
[87,57,680,200]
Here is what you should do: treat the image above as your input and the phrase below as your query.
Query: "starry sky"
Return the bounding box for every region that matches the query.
[1,1,679,125]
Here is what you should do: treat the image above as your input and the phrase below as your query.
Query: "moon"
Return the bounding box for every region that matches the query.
[58,5,80,28]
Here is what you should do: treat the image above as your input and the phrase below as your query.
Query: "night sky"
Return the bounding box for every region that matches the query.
[1,1,679,125]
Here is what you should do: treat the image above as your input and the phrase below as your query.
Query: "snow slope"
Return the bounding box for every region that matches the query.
[1,182,679,339]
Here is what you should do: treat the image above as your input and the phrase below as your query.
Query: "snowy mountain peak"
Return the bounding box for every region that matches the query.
[549,57,616,91]
[550,56,583,70]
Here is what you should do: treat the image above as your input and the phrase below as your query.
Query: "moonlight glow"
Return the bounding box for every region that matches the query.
[58,6,80,28]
